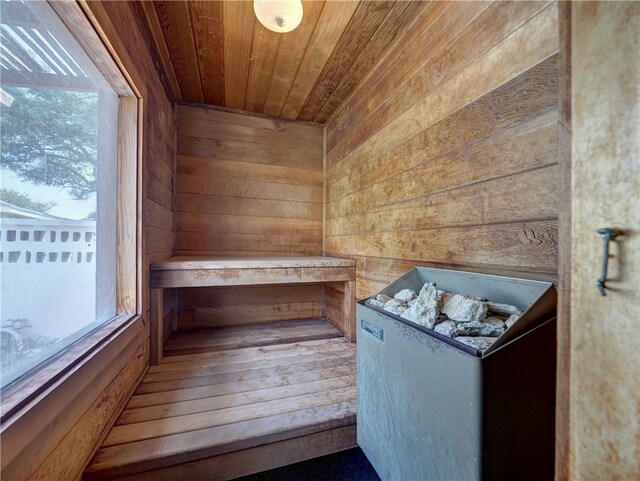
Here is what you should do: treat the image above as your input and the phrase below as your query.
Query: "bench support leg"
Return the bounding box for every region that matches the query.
[150,287,164,365]
[343,280,356,342]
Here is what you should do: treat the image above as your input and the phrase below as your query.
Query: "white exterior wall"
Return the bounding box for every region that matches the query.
[0,218,96,339]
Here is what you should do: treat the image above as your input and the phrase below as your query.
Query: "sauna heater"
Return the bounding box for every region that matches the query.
[356,267,557,481]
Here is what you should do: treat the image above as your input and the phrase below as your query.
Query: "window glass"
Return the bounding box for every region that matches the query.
[0,0,118,387]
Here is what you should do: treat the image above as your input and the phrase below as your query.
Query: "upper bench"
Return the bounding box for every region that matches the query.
[148,256,358,364]
[150,256,356,288]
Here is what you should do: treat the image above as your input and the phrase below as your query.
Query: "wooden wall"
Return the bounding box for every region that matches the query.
[175,105,324,328]
[86,0,177,369]
[324,1,560,299]
[0,3,177,481]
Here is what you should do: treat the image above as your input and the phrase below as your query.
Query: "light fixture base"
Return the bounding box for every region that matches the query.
[254,0,303,34]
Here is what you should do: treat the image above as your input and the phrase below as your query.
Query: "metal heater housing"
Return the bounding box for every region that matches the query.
[357,267,556,481]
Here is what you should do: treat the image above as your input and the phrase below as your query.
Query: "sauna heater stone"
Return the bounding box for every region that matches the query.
[356,267,557,481]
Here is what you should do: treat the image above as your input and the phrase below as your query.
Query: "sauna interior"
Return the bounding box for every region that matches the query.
[1,1,638,481]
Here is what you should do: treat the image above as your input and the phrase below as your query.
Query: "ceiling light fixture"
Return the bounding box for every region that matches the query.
[253,0,303,33]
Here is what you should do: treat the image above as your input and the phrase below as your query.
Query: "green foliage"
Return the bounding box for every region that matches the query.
[0,188,56,213]
[0,86,98,200]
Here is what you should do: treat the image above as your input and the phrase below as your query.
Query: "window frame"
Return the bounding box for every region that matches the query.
[0,0,141,422]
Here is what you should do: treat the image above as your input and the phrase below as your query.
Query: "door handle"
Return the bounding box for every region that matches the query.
[596,227,619,296]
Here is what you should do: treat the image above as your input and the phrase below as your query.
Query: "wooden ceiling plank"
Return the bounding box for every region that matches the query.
[262,0,325,116]
[189,0,224,106]
[153,0,204,102]
[297,1,395,122]
[222,0,254,109]
[244,19,282,112]
[139,1,182,100]
[314,1,428,124]
[279,1,359,120]
[324,1,481,157]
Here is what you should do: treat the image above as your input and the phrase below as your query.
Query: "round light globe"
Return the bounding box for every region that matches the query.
[254,0,303,33]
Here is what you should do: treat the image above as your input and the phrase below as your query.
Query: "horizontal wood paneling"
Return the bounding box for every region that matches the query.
[175,193,322,220]
[28,339,149,481]
[324,1,560,299]
[2,317,148,481]
[176,105,324,326]
[177,285,322,329]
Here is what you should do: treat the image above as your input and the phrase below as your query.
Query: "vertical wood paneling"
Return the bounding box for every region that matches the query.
[556,3,572,478]
[279,1,359,118]
[139,1,182,100]
[244,20,281,112]
[324,2,560,300]
[143,1,424,122]
[176,105,324,326]
[311,1,427,124]
[152,1,203,102]
[262,0,325,116]
[189,1,224,106]
[221,0,254,109]
[562,3,640,480]
[297,0,396,121]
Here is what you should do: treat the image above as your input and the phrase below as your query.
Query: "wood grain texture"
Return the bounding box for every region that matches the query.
[175,105,324,326]
[563,3,640,480]
[262,0,324,116]
[111,425,356,481]
[279,0,358,119]
[297,1,398,121]
[149,256,355,361]
[86,0,177,318]
[116,97,138,315]
[244,17,281,113]
[84,325,356,480]
[326,1,550,159]
[556,3,572,479]
[142,0,421,121]
[324,2,560,300]
[28,341,149,481]
[189,1,224,106]
[152,256,355,270]
[139,1,181,99]
[151,1,203,102]
[1,317,147,481]
[326,3,559,182]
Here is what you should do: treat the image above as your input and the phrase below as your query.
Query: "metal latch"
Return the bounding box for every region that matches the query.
[596,227,619,296]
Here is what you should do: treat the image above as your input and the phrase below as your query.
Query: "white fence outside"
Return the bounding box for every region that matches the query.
[0,218,96,339]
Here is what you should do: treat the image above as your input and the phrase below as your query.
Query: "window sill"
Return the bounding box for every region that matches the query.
[1,312,143,424]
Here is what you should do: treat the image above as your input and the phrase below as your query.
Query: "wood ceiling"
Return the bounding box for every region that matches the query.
[142,0,426,123]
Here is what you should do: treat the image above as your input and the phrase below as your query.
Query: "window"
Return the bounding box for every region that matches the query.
[0,1,132,388]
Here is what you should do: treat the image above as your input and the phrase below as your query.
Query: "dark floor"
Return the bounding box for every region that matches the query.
[233,447,380,481]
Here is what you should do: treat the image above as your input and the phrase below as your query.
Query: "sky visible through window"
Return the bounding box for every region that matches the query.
[1,169,96,220]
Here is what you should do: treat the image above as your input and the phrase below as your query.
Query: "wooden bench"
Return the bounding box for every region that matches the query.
[150,256,357,364]
[84,319,357,481]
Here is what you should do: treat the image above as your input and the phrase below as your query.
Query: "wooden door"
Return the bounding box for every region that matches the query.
[557,2,639,480]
